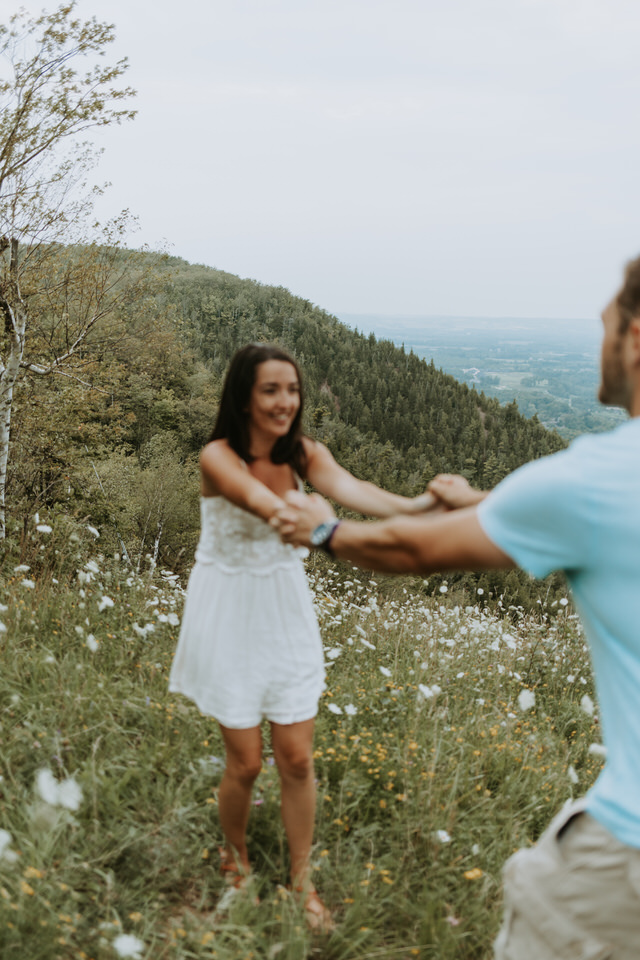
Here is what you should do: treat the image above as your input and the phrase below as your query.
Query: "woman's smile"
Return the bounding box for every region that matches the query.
[247,360,301,440]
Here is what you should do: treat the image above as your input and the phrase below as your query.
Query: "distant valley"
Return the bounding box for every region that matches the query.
[339,313,626,439]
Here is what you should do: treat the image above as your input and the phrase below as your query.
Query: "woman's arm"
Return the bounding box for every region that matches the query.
[303,438,438,518]
[200,441,285,521]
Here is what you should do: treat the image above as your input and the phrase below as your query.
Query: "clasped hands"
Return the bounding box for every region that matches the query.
[270,474,478,548]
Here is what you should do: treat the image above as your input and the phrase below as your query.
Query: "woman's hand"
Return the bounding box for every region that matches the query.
[407,491,442,514]
[427,474,488,510]
[272,491,336,547]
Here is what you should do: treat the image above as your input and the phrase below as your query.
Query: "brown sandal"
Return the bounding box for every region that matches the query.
[219,847,252,889]
[291,884,336,933]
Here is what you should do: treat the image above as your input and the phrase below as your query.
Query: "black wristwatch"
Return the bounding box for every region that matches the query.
[310,519,342,556]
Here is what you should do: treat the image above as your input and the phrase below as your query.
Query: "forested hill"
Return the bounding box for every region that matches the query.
[164,259,565,493]
[7,252,565,585]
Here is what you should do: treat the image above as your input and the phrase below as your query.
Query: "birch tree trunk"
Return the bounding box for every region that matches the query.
[0,239,27,540]
[0,5,136,538]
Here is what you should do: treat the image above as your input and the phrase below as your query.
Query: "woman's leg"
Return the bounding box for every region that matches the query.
[270,718,317,886]
[218,723,263,870]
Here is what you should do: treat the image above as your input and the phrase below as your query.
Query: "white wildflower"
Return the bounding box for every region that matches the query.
[35,769,61,806]
[166,612,180,627]
[86,635,99,653]
[86,525,100,538]
[580,694,594,716]
[0,603,7,612]
[327,703,343,715]
[13,564,30,573]
[344,703,357,716]
[477,588,484,595]
[36,524,52,534]
[568,765,579,784]
[35,768,83,811]
[354,624,367,637]
[43,655,56,664]
[0,622,6,634]
[21,579,35,589]
[439,585,448,594]
[379,666,392,677]
[436,829,451,843]
[112,933,145,959]
[517,689,536,712]
[75,625,84,636]
[588,743,608,758]
[0,830,13,858]
[85,560,100,575]
[326,648,342,660]
[98,596,114,612]
[418,683,441,700]
[359,638,376,650]
[57,778,83,812]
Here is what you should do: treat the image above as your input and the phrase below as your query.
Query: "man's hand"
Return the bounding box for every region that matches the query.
[428,474,488,510]
[272,490,336,547]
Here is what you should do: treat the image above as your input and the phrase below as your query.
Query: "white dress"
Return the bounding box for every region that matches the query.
[168,496,325,729]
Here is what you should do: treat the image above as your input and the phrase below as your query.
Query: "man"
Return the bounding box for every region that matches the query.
[276,256,640,959]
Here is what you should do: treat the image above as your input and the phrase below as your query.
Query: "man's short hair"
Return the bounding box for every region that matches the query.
[616,255,640,332]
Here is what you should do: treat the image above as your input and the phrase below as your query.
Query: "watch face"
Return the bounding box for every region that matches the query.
[311,521,335,547]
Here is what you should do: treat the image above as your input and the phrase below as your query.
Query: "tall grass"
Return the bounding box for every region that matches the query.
[0,525,603,959]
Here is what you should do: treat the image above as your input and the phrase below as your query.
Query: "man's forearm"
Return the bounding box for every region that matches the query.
[325,509,514,575]
[329,517,430,573]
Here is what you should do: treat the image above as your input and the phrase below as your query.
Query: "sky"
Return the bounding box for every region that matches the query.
[8,0,640,320]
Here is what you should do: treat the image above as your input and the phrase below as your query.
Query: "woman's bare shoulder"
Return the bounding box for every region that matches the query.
[200,441,247,495]
[200,439,245,466]
[302,435,329,459]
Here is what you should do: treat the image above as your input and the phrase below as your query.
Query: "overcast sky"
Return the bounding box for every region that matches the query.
[11,0,640,319]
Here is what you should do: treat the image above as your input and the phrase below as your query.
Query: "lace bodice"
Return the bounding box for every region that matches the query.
[194,496,308,573]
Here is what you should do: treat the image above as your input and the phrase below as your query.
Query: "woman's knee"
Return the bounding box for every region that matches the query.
[277,748,313,781]
[226,754,262,785]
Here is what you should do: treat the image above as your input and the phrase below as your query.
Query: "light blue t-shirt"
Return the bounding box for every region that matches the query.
[477,418,640,847]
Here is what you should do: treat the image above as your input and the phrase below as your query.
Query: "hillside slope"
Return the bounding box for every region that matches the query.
[165,260,566,493]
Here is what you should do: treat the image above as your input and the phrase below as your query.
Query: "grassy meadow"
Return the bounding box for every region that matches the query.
[0,519,604,960]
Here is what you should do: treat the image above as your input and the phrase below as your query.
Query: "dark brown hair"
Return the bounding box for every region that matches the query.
[209,343,307,476]
[616,255,640,332]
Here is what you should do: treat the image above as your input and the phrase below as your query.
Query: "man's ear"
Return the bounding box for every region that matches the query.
[628,317,640,365]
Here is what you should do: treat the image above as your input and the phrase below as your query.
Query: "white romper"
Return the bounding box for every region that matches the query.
[168,496,325,729]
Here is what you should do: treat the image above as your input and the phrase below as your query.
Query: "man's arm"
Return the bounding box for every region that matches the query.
[277,491,514,575]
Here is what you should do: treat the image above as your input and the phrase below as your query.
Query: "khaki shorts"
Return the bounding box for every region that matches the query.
[494,799,640,960]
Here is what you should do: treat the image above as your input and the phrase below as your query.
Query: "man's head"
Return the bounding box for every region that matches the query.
[616,255,640,334]
[599,256,640,413]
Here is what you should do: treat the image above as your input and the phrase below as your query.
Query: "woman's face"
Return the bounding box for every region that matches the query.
[247,359,301,442]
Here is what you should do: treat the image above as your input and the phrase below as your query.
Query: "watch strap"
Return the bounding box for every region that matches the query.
[313,519,341,556]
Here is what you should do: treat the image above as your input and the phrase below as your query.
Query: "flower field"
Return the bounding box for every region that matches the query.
[0,523,604,959]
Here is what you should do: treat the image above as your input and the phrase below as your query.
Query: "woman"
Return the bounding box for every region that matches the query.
[169,343,434,929]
